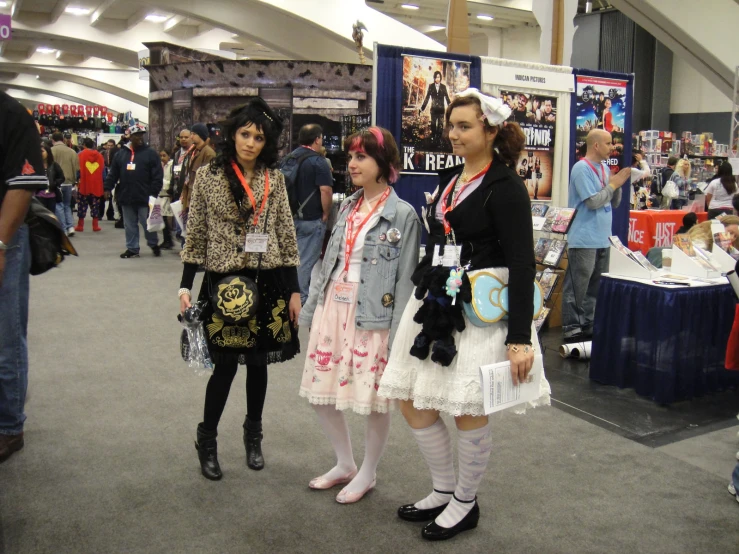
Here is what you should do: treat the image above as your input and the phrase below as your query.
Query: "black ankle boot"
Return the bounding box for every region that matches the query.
[195,423,222,481]
[243,418,264,471]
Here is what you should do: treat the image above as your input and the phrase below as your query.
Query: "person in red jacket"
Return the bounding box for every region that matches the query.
[76,138,105,232]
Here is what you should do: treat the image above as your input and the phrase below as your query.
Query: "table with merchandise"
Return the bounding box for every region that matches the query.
[589,273,739,404]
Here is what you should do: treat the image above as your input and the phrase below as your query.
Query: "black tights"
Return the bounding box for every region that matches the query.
[202,360,268,431]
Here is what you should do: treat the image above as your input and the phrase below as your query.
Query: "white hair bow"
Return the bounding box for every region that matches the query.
[456,88,511,126]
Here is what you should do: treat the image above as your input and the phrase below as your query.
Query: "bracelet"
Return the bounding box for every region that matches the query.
[507,344,534,354]
[178,288,191,298]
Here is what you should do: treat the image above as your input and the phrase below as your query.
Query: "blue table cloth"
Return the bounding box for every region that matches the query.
[590,276,739,404]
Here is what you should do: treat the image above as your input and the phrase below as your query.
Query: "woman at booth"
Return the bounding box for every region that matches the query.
[178,98,301,481]
[378,89,550,541]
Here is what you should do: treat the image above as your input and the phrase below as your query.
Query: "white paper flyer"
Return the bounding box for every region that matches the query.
[479,355,544,415]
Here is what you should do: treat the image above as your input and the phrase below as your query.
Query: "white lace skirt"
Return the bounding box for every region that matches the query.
[378,268,551,416]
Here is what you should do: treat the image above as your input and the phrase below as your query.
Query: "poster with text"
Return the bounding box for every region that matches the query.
[401,55,471,174]
[575,76,628,172]
[501,90,557,201]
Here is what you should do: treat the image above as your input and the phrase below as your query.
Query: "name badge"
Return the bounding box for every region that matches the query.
[173,164,182,175]
[127,163,136,171]
[332,282,355,304]
[244,233,268,253]
[432,244,462,267]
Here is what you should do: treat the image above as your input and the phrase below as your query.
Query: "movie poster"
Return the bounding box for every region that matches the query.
[574,76,628,172]
[501,90,557,201]
[401,55,471,174]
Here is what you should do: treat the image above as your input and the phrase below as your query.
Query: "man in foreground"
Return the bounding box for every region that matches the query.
[0,92,48,462]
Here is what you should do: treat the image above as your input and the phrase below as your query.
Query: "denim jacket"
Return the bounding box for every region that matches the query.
[299,187,421,347]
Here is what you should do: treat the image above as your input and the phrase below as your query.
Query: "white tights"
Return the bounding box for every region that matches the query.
[313,404,391,494]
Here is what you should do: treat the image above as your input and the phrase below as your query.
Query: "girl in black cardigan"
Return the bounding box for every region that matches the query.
[378,89,550,541]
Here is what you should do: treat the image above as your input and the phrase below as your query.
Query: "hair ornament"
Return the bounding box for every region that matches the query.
[262,111,273,122]
[456,88,511,126]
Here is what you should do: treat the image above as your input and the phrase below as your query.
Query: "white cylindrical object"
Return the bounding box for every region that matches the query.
[560,341,593,359]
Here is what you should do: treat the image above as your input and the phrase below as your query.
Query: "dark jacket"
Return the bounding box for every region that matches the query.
[42,162,65,201]
[421,83,451,113]
[104,143,163,206]
[417,161,535,345]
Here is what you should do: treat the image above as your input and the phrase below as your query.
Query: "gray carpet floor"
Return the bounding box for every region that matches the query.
[1,222,738,554]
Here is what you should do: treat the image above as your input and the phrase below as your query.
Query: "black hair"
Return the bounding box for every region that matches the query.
[733,193,739,214]
[83,138,95,149]
[433,71,442,80]
[717,161,737,195]
[41,143,54,165]
[682,212,698,228]
[211,97,283,208]
[298,123,322,146]
[51,132,63,143]
[106,139,116,145]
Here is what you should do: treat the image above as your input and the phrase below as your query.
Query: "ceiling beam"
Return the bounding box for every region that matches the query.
[49,0,71,24]
[90,0,118,28]
[10,0,25,20]
[0,63,148,105]
[126,8,149,30]
[9,29,138,66]
[0,81,95,105]
[163,15,185,32]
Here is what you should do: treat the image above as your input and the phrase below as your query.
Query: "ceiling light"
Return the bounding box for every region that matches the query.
[145,14,169,23]
[477,14,494,21]
[401,4,419,9]
[65,7,92,16]
[0,2,8,8]
[427,25,445,32]
[36,47,57,54]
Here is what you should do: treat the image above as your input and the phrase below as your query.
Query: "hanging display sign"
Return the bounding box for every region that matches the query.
[500,90,557,201]
[574,75,628,172]
[0,15,11,41]
[400,54,471,174]
[138,49,150,81]
[482,62,574,93]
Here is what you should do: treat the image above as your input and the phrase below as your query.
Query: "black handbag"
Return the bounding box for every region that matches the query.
[206,183,271,325]
[24,197,78,275]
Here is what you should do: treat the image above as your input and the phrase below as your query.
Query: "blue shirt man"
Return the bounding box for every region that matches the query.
[562,129,631,339]
[290,124,333,304]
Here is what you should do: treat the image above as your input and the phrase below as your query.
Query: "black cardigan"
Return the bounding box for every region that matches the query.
[414,160,535,344]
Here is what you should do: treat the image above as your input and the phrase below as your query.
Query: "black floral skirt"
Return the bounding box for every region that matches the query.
[197,267,299,366]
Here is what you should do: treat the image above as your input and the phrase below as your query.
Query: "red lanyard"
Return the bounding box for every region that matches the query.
[583,159,607,189]
[179,145,194,164]
[128,147,135,164]
[440,162,491,235]
[343,188,391,273]
[230,161,270,229]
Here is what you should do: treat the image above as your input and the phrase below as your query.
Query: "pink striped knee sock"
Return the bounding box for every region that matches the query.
[411,418,456,510]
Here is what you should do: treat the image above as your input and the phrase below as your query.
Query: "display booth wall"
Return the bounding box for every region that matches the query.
[570,68,634,245]
[373,44,482,211]
[145,59,373,156]
[480,56,575,209]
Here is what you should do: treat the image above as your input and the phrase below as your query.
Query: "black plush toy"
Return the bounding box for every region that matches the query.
[409,265,472,366]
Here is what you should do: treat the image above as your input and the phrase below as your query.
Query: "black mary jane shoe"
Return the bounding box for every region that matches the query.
[397,490,454,522]
[421,499,479,541]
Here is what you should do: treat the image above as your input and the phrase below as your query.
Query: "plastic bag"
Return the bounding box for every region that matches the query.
[662,180,679,199]
[170,200,186,237]
[147,196,165,232]
[179,303,214,376]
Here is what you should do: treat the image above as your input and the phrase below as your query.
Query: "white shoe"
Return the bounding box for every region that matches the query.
[67,227,75,236]
[729,482,737,497]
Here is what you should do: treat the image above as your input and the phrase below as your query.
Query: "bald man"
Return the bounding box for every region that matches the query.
[562,130,631,340]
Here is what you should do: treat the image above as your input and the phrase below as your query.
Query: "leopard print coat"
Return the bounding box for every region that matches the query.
[181,163,300,272]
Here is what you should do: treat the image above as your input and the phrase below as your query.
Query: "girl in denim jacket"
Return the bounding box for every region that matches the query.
[299,127,420,504]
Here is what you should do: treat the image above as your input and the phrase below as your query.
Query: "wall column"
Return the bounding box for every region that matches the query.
[447,0,470,54]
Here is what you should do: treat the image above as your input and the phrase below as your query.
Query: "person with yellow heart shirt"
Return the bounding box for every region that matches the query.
[76,138,105,233]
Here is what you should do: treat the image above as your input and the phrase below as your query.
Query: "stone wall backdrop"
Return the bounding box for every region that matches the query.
[147,58,373,176]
